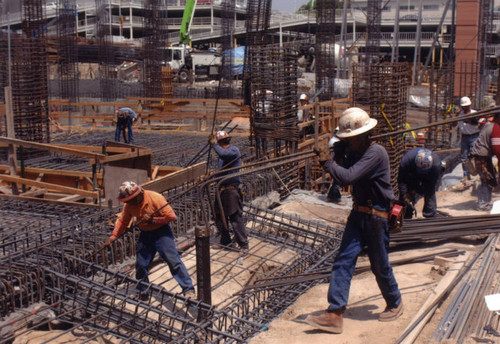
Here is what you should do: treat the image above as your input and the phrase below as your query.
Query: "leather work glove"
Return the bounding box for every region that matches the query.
[104,237,113,247]
[402,193,416,218]
[314,148,332,165]
[208,134,217,145]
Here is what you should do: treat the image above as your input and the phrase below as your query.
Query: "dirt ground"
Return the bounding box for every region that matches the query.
[249,179,498,344]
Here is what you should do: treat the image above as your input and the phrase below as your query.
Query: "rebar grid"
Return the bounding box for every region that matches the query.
[352,63,409,192]
[457,61,479,104]
[56,0,79,105]
[143,0,168,98]
[249,42,299,157]
[0,192,345,343]
[315,0,336,101]
[0,0,51,143]
[428,64,454,149]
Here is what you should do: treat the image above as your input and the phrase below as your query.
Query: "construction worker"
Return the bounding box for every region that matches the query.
[307,107,402,334]
[456,96,478,183]
[297,93,310,122]
[115,107,131,143]
[469,111,500,211]
[116,107,138,144]
[104,181,195,300]
[398,148,441,219]
[208,130,249,252]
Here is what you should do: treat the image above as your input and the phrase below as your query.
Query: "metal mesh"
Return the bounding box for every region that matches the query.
[315,0,336,101]
[352,63,409,193]
[143,0,169,98]
[428,63,454,149]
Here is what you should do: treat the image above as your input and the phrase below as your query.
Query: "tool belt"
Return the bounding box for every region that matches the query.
[220,184,239,193]
[352,204,389,219]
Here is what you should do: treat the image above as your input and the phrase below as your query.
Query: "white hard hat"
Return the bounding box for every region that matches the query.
[460,96,471,107]
[118,181,142,202]
[216,130,230,142]
[300,93,308,101]
[415,149,433,173]
[336,107,377,138]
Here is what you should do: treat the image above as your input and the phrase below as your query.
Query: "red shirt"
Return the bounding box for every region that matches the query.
[491,122,500,160]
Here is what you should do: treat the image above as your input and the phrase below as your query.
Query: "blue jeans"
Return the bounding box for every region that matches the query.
[136,224,194,294]
[461,134,478,178]
[115,125,127,142]
[327,210,401,311]
[127,121,134,144]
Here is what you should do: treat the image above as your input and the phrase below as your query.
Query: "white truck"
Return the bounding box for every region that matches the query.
[164,46,222,82]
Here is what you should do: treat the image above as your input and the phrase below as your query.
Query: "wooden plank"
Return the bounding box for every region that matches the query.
[0,174,98,198]
[21,188,47,197]
[58,194,85,202]
[0,194,101,207]
[0,164,102,179]
[0,137,106,160]
[96,149,152,164]
[151,166,159,180]
[142,162,206,193]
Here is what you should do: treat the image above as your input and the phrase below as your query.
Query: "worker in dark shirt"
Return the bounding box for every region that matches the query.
[398,148,441,219]
[306,107,402,334]
[208,130,249,251]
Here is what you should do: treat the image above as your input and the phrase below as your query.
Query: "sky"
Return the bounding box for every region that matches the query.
[272,0,311,14]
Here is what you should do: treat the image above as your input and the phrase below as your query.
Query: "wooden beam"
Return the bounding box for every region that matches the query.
[142,162,206,193]
[0,164,102,179]
[0,174,98,198]
[95,149,152,164]
[0,137,106,161]
[21,188,47,197]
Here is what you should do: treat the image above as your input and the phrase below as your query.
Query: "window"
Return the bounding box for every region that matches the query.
[400,5,415,10]
[423,4,439,10]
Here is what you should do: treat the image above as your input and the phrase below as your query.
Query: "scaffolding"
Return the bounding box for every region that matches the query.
[365,0,382,64]
[96,0,115,101]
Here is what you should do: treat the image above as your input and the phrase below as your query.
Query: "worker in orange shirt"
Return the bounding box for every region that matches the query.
[105,181,195,300]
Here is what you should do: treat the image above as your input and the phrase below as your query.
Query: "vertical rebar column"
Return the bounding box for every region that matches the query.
[315,0,336,101]
[16,0,50,143]
[57,0,79,125]
[365,0,382,64]
[221,0,235,87]
[195,225,211,320]
[96,0,115,101]
[428,64,454,148]
[478,0,493,105]
[244,0,272,156]
[144,0,168,98]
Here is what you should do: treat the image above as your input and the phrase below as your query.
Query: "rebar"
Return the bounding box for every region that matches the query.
[315,0,336,101]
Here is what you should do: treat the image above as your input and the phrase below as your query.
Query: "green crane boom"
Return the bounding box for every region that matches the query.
[179,0,197,45]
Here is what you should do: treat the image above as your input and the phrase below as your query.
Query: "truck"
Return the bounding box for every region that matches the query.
[163,46,222,82]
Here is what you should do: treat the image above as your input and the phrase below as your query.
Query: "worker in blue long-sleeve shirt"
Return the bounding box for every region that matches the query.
[398,147,441,219]
[306,107,402,334]
[115,107,138,144]
[208,130,248,252]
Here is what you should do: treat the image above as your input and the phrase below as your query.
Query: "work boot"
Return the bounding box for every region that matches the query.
[184,291,196,299]
[305,310,343,334]
[379,301,403,322]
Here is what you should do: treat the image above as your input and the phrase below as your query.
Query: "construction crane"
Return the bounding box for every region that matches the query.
[179,0,197,45]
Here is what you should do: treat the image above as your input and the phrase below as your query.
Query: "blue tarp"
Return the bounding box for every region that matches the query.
[223,46,245,76]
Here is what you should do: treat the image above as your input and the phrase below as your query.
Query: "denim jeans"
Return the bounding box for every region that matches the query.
[461,134,478,178]
[327,210,401,311]
[136,224,194,294]
[115,125,126,142]
[127,121,134,144]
